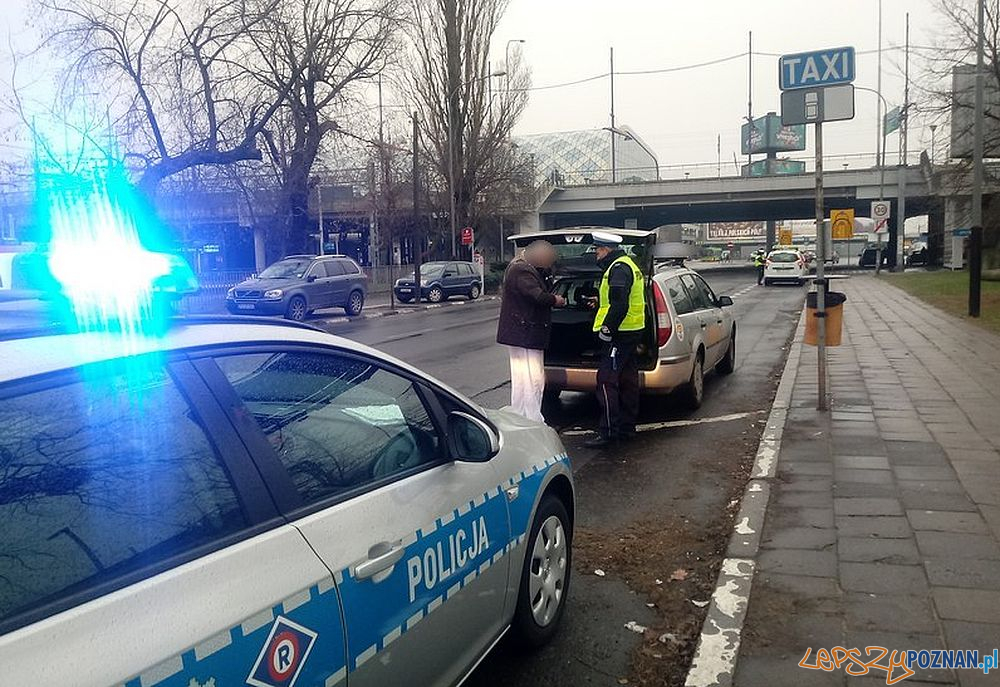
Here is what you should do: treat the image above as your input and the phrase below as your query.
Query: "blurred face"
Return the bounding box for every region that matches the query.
[595,245,612,261]
[526,244,557,269]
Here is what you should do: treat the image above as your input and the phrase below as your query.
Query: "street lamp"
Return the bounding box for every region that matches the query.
[603,126,659,180]
[448,69,506,258]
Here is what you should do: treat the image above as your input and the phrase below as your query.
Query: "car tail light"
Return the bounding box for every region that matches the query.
[652,281,673,347]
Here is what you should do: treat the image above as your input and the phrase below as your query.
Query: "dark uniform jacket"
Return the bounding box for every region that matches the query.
[496,258,557,350]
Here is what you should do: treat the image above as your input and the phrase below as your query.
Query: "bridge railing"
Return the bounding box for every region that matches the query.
[555,152,925,187]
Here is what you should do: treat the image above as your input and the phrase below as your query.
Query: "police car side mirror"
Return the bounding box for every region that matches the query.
[717,295,734,307]
[447,411,501,462]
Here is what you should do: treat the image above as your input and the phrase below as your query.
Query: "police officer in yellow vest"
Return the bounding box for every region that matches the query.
[585,231,646,448]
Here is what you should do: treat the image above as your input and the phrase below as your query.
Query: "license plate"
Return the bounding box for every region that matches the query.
[236,303,255,310]
[398,288,412,294]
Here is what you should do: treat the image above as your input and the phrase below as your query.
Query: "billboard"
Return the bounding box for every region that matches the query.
[707,222,766,242]
[741,113,807,155]
[950,64,1000,159]
[742,158,807,177]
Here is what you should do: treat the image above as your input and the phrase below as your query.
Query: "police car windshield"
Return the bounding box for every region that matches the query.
[259,258,311,279]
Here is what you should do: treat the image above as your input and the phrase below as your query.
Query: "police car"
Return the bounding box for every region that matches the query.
[0,273,574,687]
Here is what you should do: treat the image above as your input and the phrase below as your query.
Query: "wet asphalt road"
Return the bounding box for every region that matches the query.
[312,266,810,686]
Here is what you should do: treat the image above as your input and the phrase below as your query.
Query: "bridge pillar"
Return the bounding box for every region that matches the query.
[927,199,945,266]
[766,219,776,250]
[944,194,973,267]
[253,226,267,272]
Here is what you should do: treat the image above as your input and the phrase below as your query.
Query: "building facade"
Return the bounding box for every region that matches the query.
[513,126,659,186]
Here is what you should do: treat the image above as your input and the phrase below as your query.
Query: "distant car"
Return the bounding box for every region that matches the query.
[906,242,928,266]
[763,249,808,286]
[511,228,736,407]
[226,255,367,320]
[393,261,483,303]
[859,246,890,268]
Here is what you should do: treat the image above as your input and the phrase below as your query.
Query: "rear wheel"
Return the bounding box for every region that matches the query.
[345,290,364,316]
[763,278,772,286]
[285,296,307,321]
[681,351,705,409]
[469,282,481,300]
[512,495,572,648]
[717,331,736,375]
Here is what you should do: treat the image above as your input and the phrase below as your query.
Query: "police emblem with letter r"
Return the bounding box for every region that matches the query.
[247,616,318,687]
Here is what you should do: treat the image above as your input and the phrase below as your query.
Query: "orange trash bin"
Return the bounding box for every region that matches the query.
[804,291,846,346]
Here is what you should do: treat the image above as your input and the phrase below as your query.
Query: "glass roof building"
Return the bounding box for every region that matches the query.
[513,126,659,186]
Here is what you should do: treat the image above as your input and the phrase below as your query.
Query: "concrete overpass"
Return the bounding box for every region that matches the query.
[532,166,933,231]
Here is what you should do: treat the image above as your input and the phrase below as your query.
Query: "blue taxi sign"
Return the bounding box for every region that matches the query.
[779,46,855,91]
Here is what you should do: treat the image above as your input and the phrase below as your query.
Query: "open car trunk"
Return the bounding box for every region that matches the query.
[510,228,659,371]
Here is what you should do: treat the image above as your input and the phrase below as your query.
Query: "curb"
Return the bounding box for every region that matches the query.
[315,296,498,325]
[684,308,806,687]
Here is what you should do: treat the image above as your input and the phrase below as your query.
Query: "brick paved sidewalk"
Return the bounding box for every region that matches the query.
[735,275,1000,687]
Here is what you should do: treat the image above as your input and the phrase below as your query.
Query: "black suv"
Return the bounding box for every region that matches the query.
[393,261,483,303]
[227,255,367,320]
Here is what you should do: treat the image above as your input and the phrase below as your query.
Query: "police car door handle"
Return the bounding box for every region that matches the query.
[354,542,405,580]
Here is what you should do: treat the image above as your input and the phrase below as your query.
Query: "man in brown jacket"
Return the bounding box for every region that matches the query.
[496,240,566,422]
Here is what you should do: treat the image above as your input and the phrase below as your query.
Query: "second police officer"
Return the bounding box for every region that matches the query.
[585,231,646,448]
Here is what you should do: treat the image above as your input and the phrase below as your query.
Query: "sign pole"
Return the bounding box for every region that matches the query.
[815,120,828,411]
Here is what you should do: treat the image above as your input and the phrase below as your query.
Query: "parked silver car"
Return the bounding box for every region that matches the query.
[512,228,736,408]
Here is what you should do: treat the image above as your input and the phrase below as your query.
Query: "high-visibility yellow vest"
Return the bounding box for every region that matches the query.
[593,255,646,332]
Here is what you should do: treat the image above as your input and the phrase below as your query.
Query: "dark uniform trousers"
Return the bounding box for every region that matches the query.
[596,339,641,438]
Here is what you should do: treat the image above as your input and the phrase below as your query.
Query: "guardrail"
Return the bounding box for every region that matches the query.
[553,152,926,187]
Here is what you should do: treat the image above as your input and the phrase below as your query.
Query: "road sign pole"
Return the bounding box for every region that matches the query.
[815,121,828,411]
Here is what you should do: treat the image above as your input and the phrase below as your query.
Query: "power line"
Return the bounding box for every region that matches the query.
[525,44,940,93]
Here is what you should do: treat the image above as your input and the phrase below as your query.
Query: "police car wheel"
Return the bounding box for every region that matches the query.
[512,495,572,648]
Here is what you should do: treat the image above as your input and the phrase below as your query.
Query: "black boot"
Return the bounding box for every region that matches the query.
[584,433,616,448]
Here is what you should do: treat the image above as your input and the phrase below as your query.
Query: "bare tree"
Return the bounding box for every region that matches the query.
[405,0,530,257]
[244,0,400,256]
[920,0,1000,267]
[28,0,297,197]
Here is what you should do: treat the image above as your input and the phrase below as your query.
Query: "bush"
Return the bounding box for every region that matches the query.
[484,269,504,293]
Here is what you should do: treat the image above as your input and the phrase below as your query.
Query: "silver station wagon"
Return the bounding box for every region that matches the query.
[512,228,737,408]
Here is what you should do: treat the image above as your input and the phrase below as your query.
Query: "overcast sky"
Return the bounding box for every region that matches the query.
[495,0,942,169]
[1,0,951,171]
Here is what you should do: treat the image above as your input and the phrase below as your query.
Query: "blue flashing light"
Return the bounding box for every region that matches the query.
[31,166,199,334]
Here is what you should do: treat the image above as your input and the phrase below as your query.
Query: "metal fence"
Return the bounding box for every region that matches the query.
[178,269,253,314]
[176,265,416,314]
[553,152,926,187]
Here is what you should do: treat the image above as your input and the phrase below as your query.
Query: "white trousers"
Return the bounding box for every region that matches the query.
[507,346,546,423]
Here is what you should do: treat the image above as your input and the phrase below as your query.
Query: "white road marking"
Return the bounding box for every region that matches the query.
[561,410,765,437]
